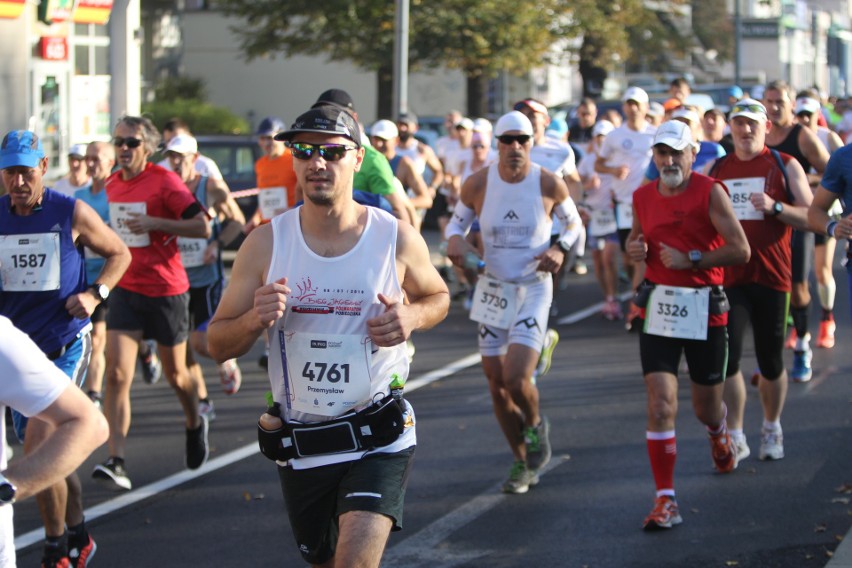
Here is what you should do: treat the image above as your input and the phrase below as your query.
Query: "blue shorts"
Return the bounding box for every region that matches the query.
[12,330,92,442]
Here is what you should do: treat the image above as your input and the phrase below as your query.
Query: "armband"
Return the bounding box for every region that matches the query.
[444,202,476,240]
[553,199,582,252]
[826,220,838,238]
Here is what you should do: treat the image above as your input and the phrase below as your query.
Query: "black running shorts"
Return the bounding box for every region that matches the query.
[277,447,415,565]
[106,286,189,346]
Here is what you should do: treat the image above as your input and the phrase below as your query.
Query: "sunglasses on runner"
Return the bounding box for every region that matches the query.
[287,142,358,161]
[730,103,766,115]
[112,137,143,149]
[497,134,531,145]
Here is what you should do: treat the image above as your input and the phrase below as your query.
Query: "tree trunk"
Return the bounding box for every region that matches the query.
[579,35,609,99]
[376,65,394,119]
[466,74,488,117]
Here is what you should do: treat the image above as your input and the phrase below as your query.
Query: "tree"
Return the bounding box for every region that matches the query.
[143,76,250,134]
[691,0,733,63]
[217,0,568,117]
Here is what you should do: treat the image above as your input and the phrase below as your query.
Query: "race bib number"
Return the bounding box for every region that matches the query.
[109,202,150,247]
[283,331,372,417]
[178,237,208,268]
[0,233,61,291]
[615,202,633,230]
[469,275,520,329]
[590,207,617,237]
[259,187,288,220]
[645,285,709,340]
[726,178,765,221]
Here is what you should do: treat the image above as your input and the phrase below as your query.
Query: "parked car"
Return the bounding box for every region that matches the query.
[195,135,261,223]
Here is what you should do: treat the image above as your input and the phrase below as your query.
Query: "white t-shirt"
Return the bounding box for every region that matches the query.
[530,137,577,177]
[597,123,656,204]
[157,154,223,180]
[578,147,614,211]
[52,177,91,198]
[0,316,69,567]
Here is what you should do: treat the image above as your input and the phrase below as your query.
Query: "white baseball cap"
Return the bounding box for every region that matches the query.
[369,119,399,140]
[646,102,665,118]
[794,97,821,115]
[68,143,87,158]
[671,107,700,124]
[592,120,615,137]
[473,118,493,133]
[653,120,698,151]
[622,86,649,105]
[494,111,534,137]
[454,117,474,130]
[165,134,198,155]
[729,98,767,122]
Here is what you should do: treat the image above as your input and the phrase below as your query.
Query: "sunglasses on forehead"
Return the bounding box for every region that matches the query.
[287,142,358,162]
[731,103,766,116]
[112,136,143,149]
[497,134,531,145]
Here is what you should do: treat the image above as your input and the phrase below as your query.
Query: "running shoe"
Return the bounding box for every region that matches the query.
[501,460,540,494]
[732,432,751,463]
[625,303,642,332]
[535,329,559,378]
[138,340,162,384]
[759,427,784,461]
[642,496,682,531]
[87,391,102,413]
[219,359,242,395]
[42,550,70,568]
[602,299,623,321]
[92,457,132,491]
[708,429,738,473]
[790,349,813,382]
[186,414,209,470]
[198,399,216,422]
[750,368,761,387]
[573,260,588,275]
[784,328,797,350]
[816,318,836,349]
[68,534,96,568]
[524,416,552,471]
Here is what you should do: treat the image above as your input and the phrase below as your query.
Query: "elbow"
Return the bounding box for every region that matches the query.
[739,243,751,264]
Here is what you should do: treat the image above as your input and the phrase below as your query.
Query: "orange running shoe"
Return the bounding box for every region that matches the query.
[642,496,683,530]
[709,430,738,473]
[784,328,797,350]
[816,318,836,349]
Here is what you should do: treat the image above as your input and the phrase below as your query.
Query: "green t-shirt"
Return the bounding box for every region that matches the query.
[353,145,395,196]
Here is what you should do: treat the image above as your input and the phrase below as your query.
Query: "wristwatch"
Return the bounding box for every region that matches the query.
[556,240,571,254]
[0,473,17,505]
[89,283,109,303]
[770,202,784,216]
[688,250,703,270]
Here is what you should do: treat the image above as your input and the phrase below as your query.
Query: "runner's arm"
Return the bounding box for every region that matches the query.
[208,224,283,363]
[208,179,246,246]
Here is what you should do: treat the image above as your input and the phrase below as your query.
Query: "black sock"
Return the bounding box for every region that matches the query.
[43,532,68,558]
[791,304,809,338]
[68,520,88,546]
[822,308,833,321]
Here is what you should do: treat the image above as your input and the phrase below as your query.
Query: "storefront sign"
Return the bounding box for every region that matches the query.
[0,0,26,19]
[39,37,69,61]
[73,0,113,25]
[742,19,780,38]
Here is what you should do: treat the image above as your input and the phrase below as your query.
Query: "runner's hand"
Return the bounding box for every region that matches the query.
[253,277,289,329]
[367,294,411,347]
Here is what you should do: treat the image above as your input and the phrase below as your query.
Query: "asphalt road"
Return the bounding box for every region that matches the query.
[10,238,852,568]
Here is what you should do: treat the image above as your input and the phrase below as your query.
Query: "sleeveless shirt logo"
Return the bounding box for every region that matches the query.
[503,209,520,221]
[289,275,364,317]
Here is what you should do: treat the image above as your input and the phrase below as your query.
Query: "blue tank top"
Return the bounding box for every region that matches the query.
[184,177,223,288]
[0,189,90,353]
[389,154,403,175]
[74,184,107,285]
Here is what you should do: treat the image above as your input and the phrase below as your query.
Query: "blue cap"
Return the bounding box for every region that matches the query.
[727,85,744,99]
[0,130,44,169]
[256,117,286,136]
[546,118,568,136]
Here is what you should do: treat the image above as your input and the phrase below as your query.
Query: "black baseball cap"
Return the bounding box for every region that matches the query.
[311,89,355,112]
[274,106,362,148]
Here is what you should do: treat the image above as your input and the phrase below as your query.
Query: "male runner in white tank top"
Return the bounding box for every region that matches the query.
[445,111,582,494]
[208,105,449,568]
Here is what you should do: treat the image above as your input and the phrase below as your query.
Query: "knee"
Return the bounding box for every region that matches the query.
[647,395,676,424]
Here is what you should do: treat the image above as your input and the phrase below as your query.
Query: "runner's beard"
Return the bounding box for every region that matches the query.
[660,168,684,188]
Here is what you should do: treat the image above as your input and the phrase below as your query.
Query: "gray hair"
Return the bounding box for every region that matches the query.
[115,115,161,155]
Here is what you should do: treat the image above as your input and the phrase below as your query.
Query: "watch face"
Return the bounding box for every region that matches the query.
[774,202,783,215]
[689,250,702,262]
[0,482,15,504]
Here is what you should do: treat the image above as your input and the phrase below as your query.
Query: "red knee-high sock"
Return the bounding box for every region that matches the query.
[647,430,676,498]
